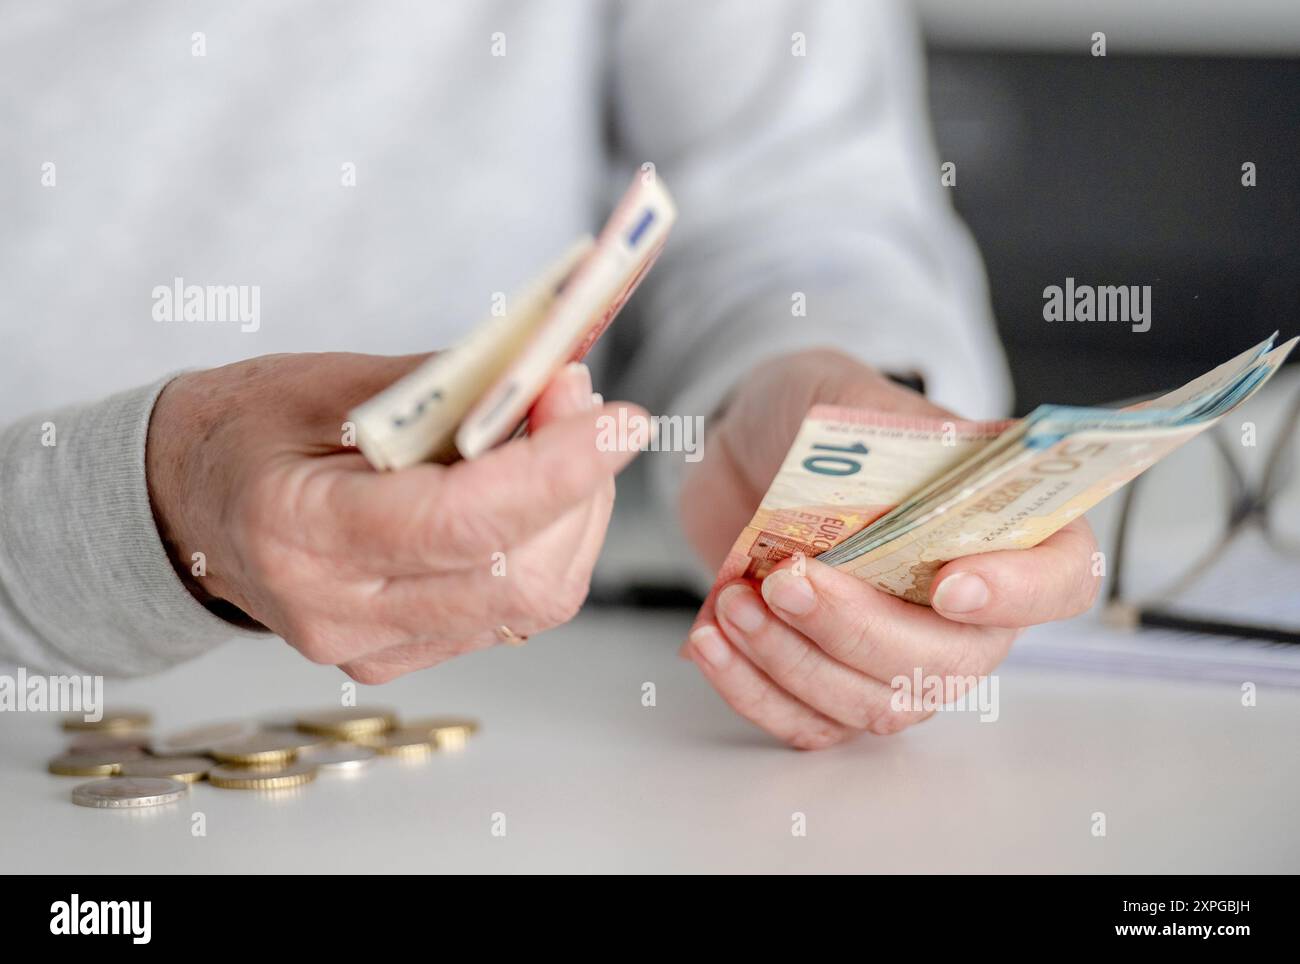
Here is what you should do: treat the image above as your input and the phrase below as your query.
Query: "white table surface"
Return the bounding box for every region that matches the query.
[3,609,1297,874]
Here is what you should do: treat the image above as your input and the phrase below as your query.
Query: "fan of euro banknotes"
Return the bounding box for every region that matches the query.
[720,332,1296,605]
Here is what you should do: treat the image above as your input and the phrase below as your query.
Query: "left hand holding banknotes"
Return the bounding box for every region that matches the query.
[147,354,643,683]
[680,348,1100,749]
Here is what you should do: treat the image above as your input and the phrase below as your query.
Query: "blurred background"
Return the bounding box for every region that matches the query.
[916,0,1300,411]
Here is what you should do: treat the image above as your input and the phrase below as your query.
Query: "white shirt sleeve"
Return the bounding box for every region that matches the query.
[603,0,1012,577]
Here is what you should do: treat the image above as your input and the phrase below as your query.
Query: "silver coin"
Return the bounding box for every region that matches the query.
[71,777,187,809]
[300,744,377,772]
[149,720,259,756]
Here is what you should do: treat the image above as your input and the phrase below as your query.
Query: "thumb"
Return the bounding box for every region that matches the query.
[530,362,595,427]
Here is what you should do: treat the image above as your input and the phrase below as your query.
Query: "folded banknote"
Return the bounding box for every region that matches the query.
[350,171,676,469]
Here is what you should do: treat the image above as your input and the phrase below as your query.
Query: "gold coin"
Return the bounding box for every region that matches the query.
[295,707,397,740]
[61,709,152,733]
[208,761,318,790]
[119,756,212,783]
[403,716,480,750]
[210,732,307,767]
[48,748,144,777]
[360,727,437,758]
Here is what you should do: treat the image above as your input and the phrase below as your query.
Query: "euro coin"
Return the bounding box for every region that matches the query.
[61,709,152,733]
[404,716,480,750]
[66,733,151,754]
[360,727,436,758]
[149,720,259,756]
[295,707,396,741]
[208,762,318,790]
[119,756,212,783]
[71,777,187,809]
[48,748,145,777]
[299,744,377,772]
[258,727,332,754]
[210,732,307,767]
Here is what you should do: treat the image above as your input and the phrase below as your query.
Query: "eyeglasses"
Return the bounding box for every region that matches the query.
[1105,380,1300,643]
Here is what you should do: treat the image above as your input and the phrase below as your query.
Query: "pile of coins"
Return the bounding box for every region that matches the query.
[52,708,479,809]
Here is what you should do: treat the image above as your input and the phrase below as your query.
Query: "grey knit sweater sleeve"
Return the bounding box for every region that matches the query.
[0,376,255,676]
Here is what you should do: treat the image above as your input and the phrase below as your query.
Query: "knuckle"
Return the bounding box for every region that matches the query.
[866,706,913,736]
[558,573,593,621]
[846,698,882,732]
[231,472,285,540]
[285,619,339,665]
[776,642,821,688]
[436,507,509,561]
[948,629,1015,681]
[232,513,283,581]
[1076,563,1103,615]
[730,681,776,726]
[1012,573,1050,624]
[787,723,845,751]
[940,634,989,680]
[830,618,880,667]
[1073,519,1100,555]
[997,627,1023,661]
[537,452,599,508]
[517,570,591,630]
[341,660,398,685]
[230,525,303,602]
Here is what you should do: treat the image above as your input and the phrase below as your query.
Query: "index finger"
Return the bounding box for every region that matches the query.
[754,554,1013,682]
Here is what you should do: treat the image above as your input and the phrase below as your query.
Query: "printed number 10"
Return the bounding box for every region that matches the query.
[802,442,868,476]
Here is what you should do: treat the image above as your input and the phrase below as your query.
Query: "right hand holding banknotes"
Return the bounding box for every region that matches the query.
[681,349,1102,750]
[146,354,642,683]
[681,333,1291,748]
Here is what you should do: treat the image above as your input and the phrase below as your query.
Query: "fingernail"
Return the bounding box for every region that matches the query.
[932,572,990,614]
[689,625,730,669]
[718,584,765,633]
[565,362,593,410]
[591,391,603,406]
[761,568,816,615]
